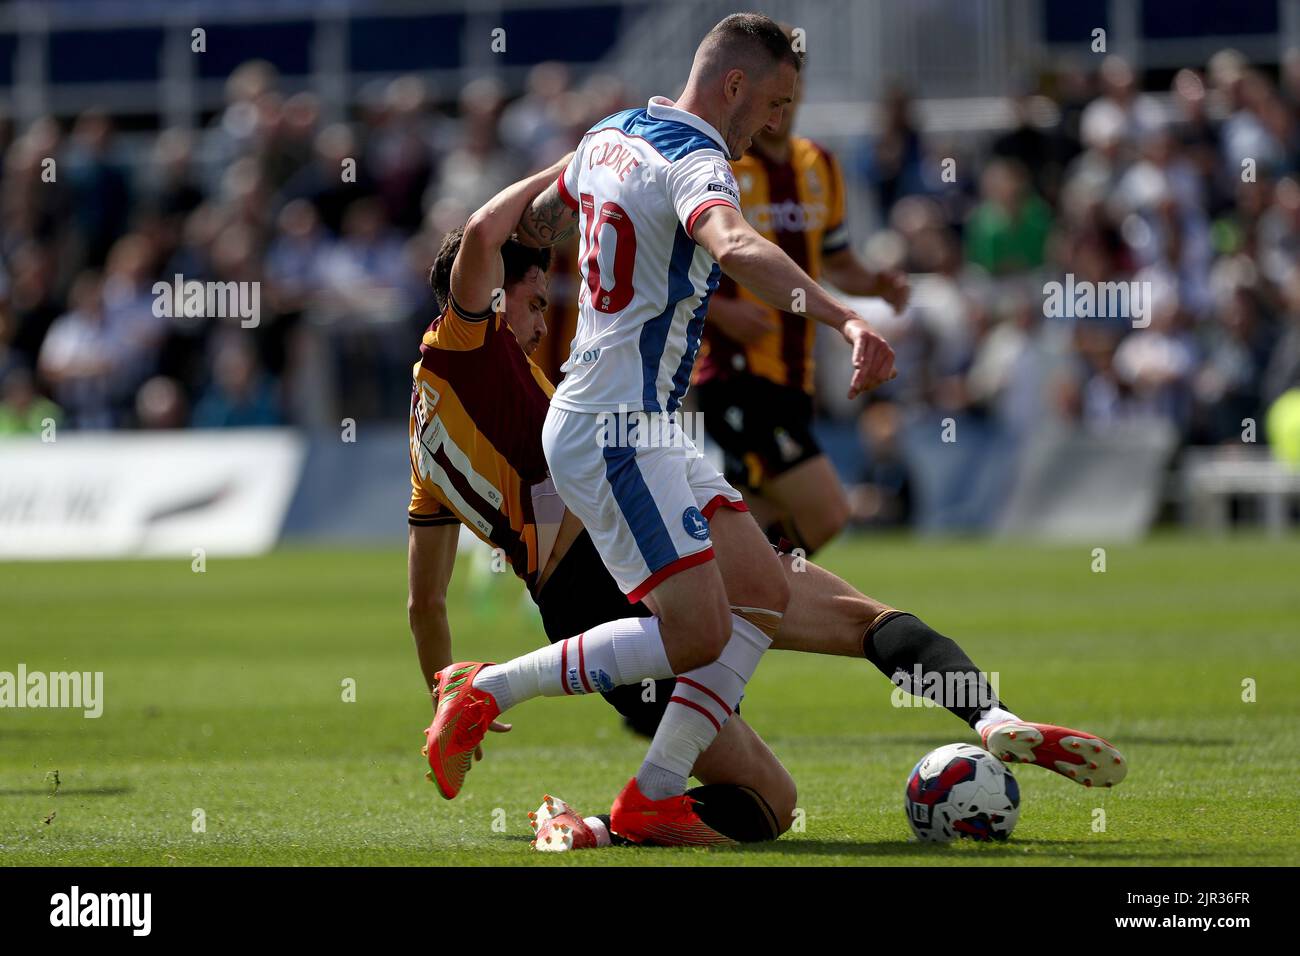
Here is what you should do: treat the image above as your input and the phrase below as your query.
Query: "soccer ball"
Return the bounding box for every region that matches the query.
[904,743,1020,843]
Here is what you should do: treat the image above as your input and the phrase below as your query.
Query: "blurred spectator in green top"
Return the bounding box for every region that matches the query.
[965,159,1053,275]
[0,366,61,436]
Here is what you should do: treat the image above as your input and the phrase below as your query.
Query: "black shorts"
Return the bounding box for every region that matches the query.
[696,374,821,493]
[534,529,676,738]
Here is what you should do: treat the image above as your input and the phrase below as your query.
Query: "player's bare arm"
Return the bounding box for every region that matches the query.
[693,203,897,397]
[451,153,574,314]
[822,246,911,314]
[703,294,777,345]
[516,180,579,248]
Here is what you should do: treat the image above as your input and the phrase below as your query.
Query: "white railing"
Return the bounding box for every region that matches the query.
[1181,448,1300,534]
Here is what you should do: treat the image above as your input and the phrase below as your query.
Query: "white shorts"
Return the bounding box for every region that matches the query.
[542,406,747,603]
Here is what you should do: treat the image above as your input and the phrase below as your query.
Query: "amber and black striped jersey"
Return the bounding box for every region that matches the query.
[407,294,563,593]
[694,136,849,395]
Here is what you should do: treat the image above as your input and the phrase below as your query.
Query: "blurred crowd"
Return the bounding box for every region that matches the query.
[853,50,1300,455]
[0,60,621,434]
[1,51,1299,477]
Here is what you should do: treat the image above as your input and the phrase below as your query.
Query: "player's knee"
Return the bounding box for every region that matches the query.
[725,555,791,619]
[767,567,792,616]
[690,602,733,668]
[407,592,446,632]
[748,559,791,616]
[821,495,852,545]
[769,771,798,835]
[798,495,850,553]
[661,591,731,671]
[733,762,798,838]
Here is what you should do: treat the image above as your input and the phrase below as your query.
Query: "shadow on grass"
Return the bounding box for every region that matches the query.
[483,832,1225,863]
[718,837,1223,862]
[1110,736,1235,747]
[475,837,1237,868]
[827,733,1236,749]
[0,786,132,797]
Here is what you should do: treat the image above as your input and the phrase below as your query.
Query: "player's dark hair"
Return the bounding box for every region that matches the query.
[428,226,551,314]
[702,12,804,73]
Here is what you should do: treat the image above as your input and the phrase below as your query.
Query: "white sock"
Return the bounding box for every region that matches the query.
[636,612,774,800]
[974,706,1021,738]
[471,616,672,713]
[583,816,612,847]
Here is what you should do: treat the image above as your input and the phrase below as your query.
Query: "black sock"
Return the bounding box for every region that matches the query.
[863,612,1008,728]
[598,785,782,846]
[594,813,633,846]
[687,784,782,842]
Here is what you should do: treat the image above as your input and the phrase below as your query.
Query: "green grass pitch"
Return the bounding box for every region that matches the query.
[2,534,1297,866]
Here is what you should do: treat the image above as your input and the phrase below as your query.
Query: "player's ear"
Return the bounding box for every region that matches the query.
[723,67,744,103]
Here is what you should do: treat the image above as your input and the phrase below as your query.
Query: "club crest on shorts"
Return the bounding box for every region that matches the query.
[682,506,709,540]
[775,427,804,462]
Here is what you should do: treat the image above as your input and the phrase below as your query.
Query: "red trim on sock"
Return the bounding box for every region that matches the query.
[577,633,593,693]
[560,639,573,695]
[626,547,714,604]
[701,494,748,520]
[675,675,731,719]
[668,695,722,732]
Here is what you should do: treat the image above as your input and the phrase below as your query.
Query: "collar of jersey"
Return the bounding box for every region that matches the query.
[646,96,728,152]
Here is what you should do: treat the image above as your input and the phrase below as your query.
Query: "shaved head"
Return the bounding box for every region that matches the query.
[691,13,804,84]
[679,13,803,159]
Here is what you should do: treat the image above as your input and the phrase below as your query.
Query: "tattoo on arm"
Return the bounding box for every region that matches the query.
[517,184,578,246]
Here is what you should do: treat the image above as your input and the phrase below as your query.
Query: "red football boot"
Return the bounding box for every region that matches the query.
[608,777,736,846]
[422,662,500,799]
[981,720,1128,788]
[529,794,603,852]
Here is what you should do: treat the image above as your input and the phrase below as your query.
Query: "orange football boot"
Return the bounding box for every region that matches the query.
[422,662,500,799]
[608,777,736,846]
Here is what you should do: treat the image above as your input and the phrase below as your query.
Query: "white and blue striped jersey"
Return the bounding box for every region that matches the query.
[549,96,742,414]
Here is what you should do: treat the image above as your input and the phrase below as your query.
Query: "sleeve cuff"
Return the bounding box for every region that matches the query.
[685,198,736,238]
[556,171,578,211]
[822,223,849,254]
[449,292,494,323]
[409,512,461,528]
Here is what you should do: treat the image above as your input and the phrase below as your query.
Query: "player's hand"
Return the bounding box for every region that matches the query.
[872,269,911,314]
[711,298,778,345]
[842,317,896,399]
[474,720,512,761]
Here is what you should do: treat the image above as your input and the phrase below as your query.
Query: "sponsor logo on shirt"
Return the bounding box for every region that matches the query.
[712,159,739,190]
